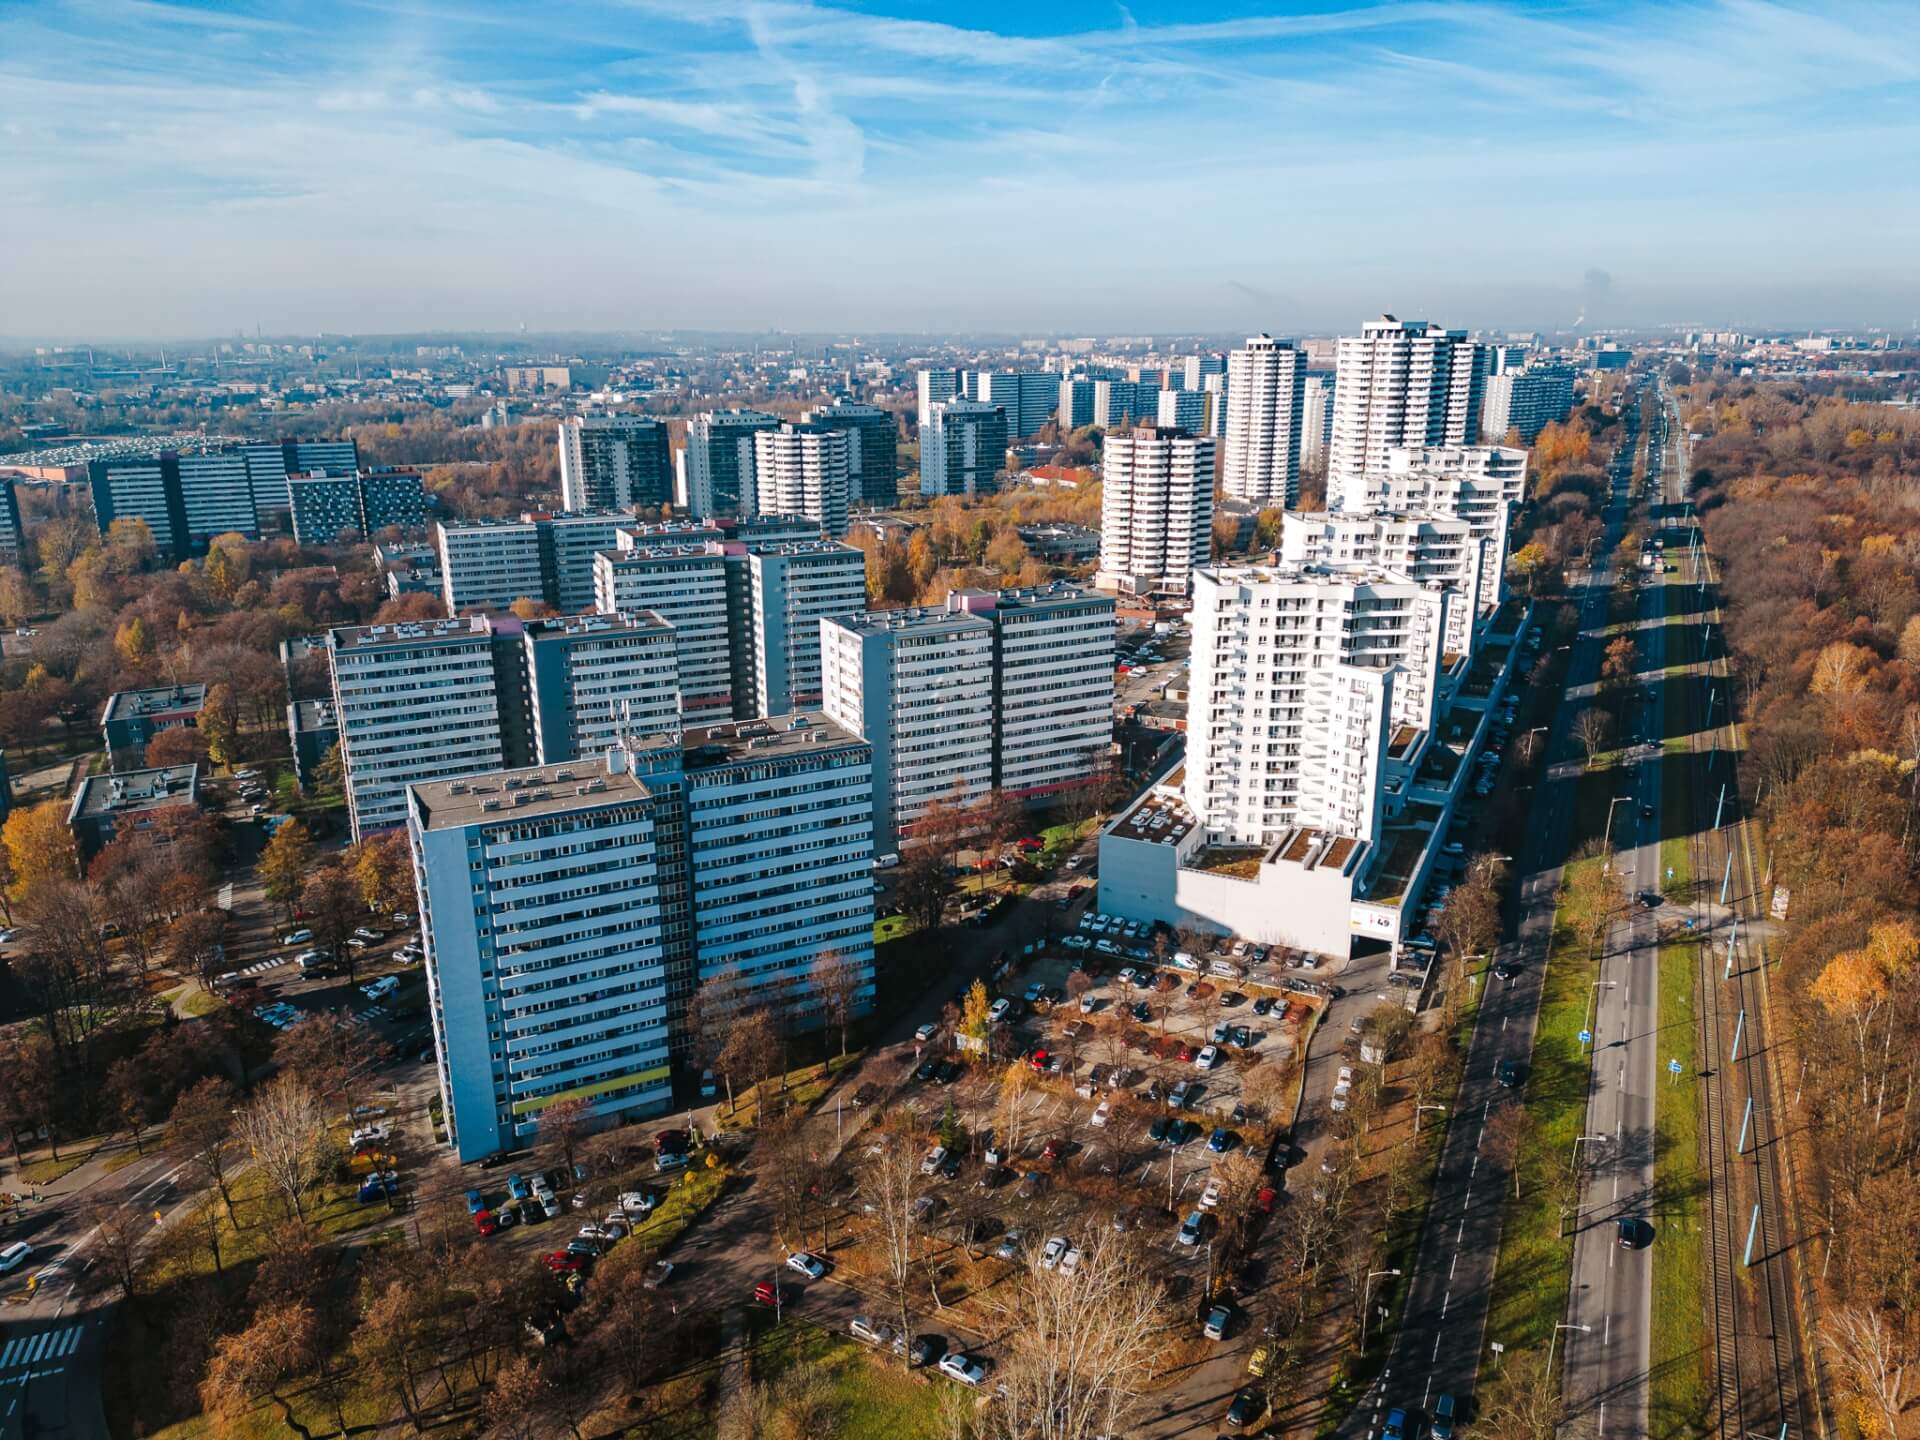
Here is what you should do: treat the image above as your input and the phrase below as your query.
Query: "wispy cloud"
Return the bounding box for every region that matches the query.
[1,0,1916,336]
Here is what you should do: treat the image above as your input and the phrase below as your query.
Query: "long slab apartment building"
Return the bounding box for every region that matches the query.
[410,715,876,1160]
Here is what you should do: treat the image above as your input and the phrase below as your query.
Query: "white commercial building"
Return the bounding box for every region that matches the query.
[950,584,1115,801]
[329,617,512,840]
[750,423,851,538]
[1328,316,1487,511]
[1350,445,1527,609]
[1223,335,1308,506]
[592,543,735,721]
[1302,374,1335,471]
[1096,425,1217,594]
[557,415,674,512]
[916,368,962,427]
[747,541,869,717]
[522,611,682,765]
[822,607,995,852]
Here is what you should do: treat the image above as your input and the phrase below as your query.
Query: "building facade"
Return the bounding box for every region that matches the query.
[749,423,851,538]
[522,611,682,764]
[920,399,1009,497]
[101,683,207,769]
[1096,426,1217,594]
[1328,316,1488,510]
[683,410,778,517]
[968,370,1057,439]
[1279,510,1485,660]
[1480,366,1575,444]
[0,477,21,568]
[1302,374,1335,471]
[436,510,638,615]
[803,401,897,507]
[821,607,995,851]
[915,367,962,427]
[557,415,674,512]
[747,541,869,717]
[1223,334,1308,507]
[592,544,735,720]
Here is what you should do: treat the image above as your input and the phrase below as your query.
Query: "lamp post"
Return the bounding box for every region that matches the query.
[1583,980,1616,1039]
[1414,1103,1447,1136]
[1546,1322,1591,1380]
[1602,796,1633,872]
[1359,1268,1402,1349]
[1571,1133,1607,1173]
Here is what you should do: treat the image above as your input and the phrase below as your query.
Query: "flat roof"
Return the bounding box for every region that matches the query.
[1109,790,1195,845]
[524,611,672,640]
[102,683,208,724]
[293,699,338,733]
[329,615,492,651]
[412,762,662,831]
[827,605,990,636]
[683,712,867,769]
[72,764,200,819]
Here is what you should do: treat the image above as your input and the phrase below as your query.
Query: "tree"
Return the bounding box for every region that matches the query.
[1434,867,1501,963]
[857,1117,930,1368]
[719,1006,781,1117]
[896,839,956,931]
[1600,635,1639,690]
[2,799,75,903]
[1476,1344,1562,1440]
[537,1095,596,1178]
[200,682,243,768]
[200,1302,318,1438]
[144,725,212,769]
[683,969,741,1109]
[1482,1100,1534,1199]
[300,863,362,980]
[258,818,313,919]
[235,1074,327,1222]
[351,831,412,916]
[85,1201,149,1303]
[810,950,863,1058]
[114,616,153,663]
[1821,1302,1914,1439]
[274,1013,390,1105]
[1572,707,1613,766]
[105,1056,158,1153]
[0,568,35,628]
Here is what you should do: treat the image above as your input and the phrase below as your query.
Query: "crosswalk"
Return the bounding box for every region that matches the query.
[0,1322,85,1382]
[231,955,288,978]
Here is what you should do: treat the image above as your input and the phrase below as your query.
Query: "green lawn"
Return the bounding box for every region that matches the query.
[1484,860,1603,1359]
[750,1321,947,1440]
[876,914,917,945]
[19,1153,87,1185]
[627,1162,731,1252]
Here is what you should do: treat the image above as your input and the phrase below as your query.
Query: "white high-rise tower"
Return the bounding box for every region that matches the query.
[1222,335,1307,506]
[1327,316,1487,510]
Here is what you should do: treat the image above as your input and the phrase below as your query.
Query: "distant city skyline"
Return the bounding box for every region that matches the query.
[3,0,1917,339]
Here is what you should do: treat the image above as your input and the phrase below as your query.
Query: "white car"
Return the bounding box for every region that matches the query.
[352,927,382,942]
[1040,1235,1069,1269]
[1337,1066,1355,1086]
[914,1023,937,1043]
[620,1191,657,1215]
[988,999,1011,1024]
[1195,1046,1220,1070]
[1199,1178,1224,1209]
[921,1146,949,1176]
[938,1353,989,1387]
[1059,1246,1083,1276]
[282,929,312,946]
[1116,967,1137,985]
[785,1251,829,1280]
[1062,934,1091,951]
[295,949,325,967]
[1078,993,1098,1014]
[0,929,15,945]
[1330,1084,1350,1113]
[1090,1101,1112,1128]
[350,1123,391,1147]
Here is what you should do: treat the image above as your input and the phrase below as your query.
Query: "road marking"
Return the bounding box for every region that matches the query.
[1449,1253,1458,1279]
[1431,1332,1442,1361]
[1440,1289,1450,1317]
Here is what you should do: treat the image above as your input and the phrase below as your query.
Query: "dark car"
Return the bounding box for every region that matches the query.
[1636,890,1663,910]
[908,1334,943,1367]
[1618,1215,1648,1249]
[933,1060,960,1085]
[1230,1025,1252,1048]
[1169,1119,1199,1147]
[1226,1389,1265,1429]
[1494,959,1523,980]
[914,1058,939,1082]
[1251,996,1273,1016]
[1498,1059,1523,1088]
[1132,1001,1153,1022]
[1149,1116,1173,1144]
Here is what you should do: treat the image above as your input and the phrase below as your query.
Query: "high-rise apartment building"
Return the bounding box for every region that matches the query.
[1328,316,1487,510]
[436,511,638,615]
[968,370,1057,439]
[1156,387,1208,433]
[1096,425,1217,594]
[329,617,514,840]
[522,611,681,764]
[683,410,778,517]
[1058,377,1096,431]
[805,401,897,507]
[747,541,868,717]
[289,467,428,545]
[1480,366,1575,444]
[557,416,674,512]
[920,400,1008,497]
[592,544,735,720]
[408,715,875,1160]
[915,368,963,427]
[1302,374,1335,471]
[750,423,851,538]
[1278,510,1485,660]
[88,439,364,555]
[1223,334,1308,506]
[0,478,23,569]
[949,585,1115,800]
[1353,445,1527,607]
[822,607,995,850]
[1182,353,1227,390]
[1093,379,1158,431]
[1184,563,1452,848]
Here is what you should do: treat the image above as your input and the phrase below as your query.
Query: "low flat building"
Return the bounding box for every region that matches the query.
[68,764,201,867]
[288,699,340,791]
[101,684,208,769]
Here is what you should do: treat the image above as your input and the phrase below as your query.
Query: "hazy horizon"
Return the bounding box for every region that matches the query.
[4,0,1917,340]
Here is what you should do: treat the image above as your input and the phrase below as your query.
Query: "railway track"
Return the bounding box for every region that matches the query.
[1666,395,1812,1439]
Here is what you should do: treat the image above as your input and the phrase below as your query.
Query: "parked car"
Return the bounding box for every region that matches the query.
[1040,1235,1069,1269]
[938,1353,990,1387]
[921,1146,949,1176]
[785,1251,830,1280]
[282,929,313,946]
[1204,1303,1232,1340]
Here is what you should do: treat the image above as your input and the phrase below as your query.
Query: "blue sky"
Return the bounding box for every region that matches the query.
[2,0,1916,339]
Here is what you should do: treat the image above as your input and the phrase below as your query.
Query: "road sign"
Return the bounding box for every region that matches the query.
[1578,1029,1593,1046]
[1666,866,1674,881]
[1668,1059,1683,1075]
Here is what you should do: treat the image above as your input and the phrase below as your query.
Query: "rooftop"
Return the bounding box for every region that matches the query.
[1109,789,1196,846]
[683,712,867,770]
[102,683,208,724]
[828,605,991,637]
[330,615,493,651]
[1194,560,1420,591]
[71,764,201,820]
[524,611,672,641]
[292,699,338,733]
[411,761,661,831]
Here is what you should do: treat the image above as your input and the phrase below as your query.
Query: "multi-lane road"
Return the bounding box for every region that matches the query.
[1343,386,1651,1437]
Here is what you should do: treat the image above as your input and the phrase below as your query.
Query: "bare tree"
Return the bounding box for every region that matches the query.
[1482,1101,1535,1200]
[857,1114,930,1368]
[235,1074,328,1222]
[537,1095,596,1180]
[1476,1345,1563,1440]
[167,1076,239,1217]
[1821,1303,1914,1440]
[811,950,864,1059]
[980,1236,1169,1440]
[1572,706,1614,767]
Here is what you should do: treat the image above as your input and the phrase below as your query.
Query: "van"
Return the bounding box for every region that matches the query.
[1430,1392,1458,1438]
[1208,959,1243,981]
[0,1242,33,1273]
[873,853,901,870]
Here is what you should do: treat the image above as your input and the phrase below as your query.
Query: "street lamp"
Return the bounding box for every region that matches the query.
[1570,1133,1607,1173]
[1546,1322,1591,1378]
[1522,725,1547,764]
[1583,980,1617,1039]
[1602,796,1634,872]
[1414,1103,1447,1136]
[1359,1268,1402,1349]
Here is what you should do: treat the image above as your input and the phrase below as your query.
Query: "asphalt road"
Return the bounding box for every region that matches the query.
[1342,388,1648,1437]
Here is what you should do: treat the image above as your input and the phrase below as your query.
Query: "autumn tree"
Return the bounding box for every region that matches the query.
[537,1094,597,1179]
[258,818,313,919]
[236,1074,328,1222]
[200,682,242,768]
[200,1302,319,1437]
[2,799,75,903]
[300,863,363,980]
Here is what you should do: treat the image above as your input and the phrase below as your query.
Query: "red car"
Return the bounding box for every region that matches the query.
[1256,1187,1278,1213]
[1017,837,1044,852]
[1040,1138,1064,1161]
[1029,1049,1051,1072]
[752,1280,784,1306]
[474,1208,498,1236]
[1179,1044,1196,1063]
[544,1251,585,1273]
